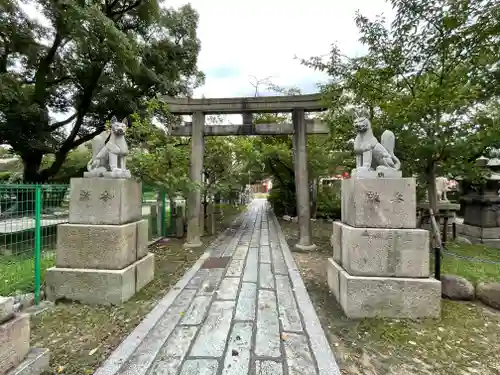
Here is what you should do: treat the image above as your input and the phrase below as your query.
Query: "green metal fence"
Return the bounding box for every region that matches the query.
[141,186,177,237]
[0,184,69,302]
[0,183,172,303]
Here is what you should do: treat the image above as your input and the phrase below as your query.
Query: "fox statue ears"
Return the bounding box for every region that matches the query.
[352,108,370,119]
[110,116,130,127]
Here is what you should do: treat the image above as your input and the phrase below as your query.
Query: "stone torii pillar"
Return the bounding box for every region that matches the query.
[292,108,317,251]
[184,111,205,248]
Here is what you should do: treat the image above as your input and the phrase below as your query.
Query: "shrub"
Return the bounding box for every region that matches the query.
[316,183,341,219]
[0,171,12,182]
[267,181,296,217]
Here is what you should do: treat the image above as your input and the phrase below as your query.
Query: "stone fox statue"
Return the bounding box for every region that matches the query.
[86,116,131,178]
[353,113,401,173]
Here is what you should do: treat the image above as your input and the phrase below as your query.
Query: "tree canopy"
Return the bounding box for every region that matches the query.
[303,0,500,210]
[0,0,204,182]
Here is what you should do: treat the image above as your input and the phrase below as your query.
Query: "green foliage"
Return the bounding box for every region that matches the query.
[126,107,192,196]
[303,0,500,214]
[267,180,296,217]
[0,171,11,181]
[41,147,91,183]
[0,0,204,182]
[0,158,22,173]
[316,184,341,220]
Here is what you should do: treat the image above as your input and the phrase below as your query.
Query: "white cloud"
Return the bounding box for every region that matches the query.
[20,0,395,125]
[167,0,395,99]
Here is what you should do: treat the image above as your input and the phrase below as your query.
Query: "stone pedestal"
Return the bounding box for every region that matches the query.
[0,301,49,375]
[456,223,500,247]
[328,177,441,319]
[457,193,500,247]
[46,178,155,305]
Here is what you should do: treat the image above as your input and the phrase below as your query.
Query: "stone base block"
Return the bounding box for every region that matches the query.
[136,253,155,292]
[0,296,14,324]
[455,233,500,248]
[46,254,155,305]
[457,223,500,240]
[6,348,49,375]
[341,178,416,228]
[69,178,142,225]
[56,222,139,269]
[327,258,441,319]
[0,314,30,375]
[294,242,317,252]
[136,219,149,259]
[332,221,430,277]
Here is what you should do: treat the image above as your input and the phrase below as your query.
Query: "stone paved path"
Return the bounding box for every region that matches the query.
[94,199,340,375]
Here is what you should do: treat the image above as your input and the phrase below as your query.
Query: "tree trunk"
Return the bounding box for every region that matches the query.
[22,151,44,183]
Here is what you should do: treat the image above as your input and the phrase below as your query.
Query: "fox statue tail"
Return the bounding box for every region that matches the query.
[381,130,401,170]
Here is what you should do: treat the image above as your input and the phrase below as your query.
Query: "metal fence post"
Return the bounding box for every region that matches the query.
[161,190,167,237]
[34,184,42,305]
[434,247,441,281]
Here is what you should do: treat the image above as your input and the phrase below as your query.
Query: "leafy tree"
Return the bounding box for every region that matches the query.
[126,102,192,197]
[41,146,91,183]
[303,0,500,217]
[0,0,204,182]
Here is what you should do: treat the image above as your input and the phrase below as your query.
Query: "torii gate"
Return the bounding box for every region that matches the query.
[160,94,328,251]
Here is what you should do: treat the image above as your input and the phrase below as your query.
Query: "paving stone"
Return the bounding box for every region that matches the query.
[255,360,284,375]
[148,326,198,374]
[8,347,50,375]
[218,277,240,300]
[255,290,280,357]
[189,300,235,357]
[234,283,257,321]
[197,269,224,296]
[226,259,245,277]
[221,322,253,375]
[186,269,209,289]
[179,360,219,375]
[283,333,317,375]
[275,275,303,332]
[243,248,258,283]
[119,289,196,375]
[259,263,275,289]
[224,236,241,257]
[271,246,288,275]
[233,245,249,260]
[180,296,212,325]
[259,246,271,264]
[94,200,341,375]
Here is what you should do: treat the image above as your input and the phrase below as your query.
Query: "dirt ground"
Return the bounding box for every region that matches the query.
[280,219,500,375]
[31,206,244,375]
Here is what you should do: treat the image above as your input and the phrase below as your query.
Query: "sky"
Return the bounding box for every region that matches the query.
[20,0,395,124]
[166,0,395,99]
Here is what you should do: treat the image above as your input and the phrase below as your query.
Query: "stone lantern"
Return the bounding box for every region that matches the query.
[458,149,500,247]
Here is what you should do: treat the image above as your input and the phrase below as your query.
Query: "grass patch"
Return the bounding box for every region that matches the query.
[436,242,500,283]
[280,219,500,375]
[30,205,244,375]
[0,252,55,295]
